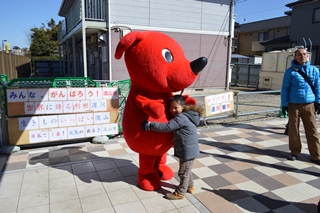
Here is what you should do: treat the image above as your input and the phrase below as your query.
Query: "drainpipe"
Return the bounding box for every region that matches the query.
[81,0,88,77]
[72,36,76,76]
[58,44,62,76]
[107,0,112,81]
[67,39,70,75]
[225,0,234,90]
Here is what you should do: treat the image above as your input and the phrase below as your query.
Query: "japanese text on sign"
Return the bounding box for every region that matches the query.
[7,87,118,102]
[9,87,118,114]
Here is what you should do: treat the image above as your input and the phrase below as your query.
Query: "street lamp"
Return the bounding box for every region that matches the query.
[2,40,7,52]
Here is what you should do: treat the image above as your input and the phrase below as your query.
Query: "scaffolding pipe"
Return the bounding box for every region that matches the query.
[235,90,280,118]
[201,108,280,125]
[81,0,88,77]
[235,92,239,117]
[225,0,235,90]
[236,109,279,117]
[107,0,112,81]
[237,90,281,95]
[201,107,279,122]
[198,89,281,124]
[201,113,235,126]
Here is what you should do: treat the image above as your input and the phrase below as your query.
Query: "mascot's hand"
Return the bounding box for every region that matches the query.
[136,95,165,118]
[141,121,151,130]
[149,99,165,118]
[183,94,197,105]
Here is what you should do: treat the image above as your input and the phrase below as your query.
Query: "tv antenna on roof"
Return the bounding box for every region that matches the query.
[235,0,247,5]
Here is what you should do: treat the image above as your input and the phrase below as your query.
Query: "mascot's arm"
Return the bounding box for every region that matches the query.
[183,94,197,105]
[135,95,165,119]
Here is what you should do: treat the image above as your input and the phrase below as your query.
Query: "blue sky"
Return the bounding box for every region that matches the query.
[234,0,294,24]
[0,0,63,49]
[0,0,295,49]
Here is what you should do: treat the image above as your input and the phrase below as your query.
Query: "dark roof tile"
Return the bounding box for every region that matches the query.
[239,16,291,32]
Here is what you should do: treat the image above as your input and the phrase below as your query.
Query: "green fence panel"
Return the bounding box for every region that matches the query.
[1,76,99,117]
[6,77,99,88]
[108,79,131,133]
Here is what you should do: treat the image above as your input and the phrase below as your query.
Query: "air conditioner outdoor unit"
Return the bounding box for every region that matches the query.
[262,77,272,89]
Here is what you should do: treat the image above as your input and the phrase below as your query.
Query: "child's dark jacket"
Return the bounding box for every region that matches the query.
[149,106,201,161]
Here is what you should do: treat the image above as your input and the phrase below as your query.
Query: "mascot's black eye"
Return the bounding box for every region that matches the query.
[162,49,173,62]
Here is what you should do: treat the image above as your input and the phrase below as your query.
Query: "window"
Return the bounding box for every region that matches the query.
[258,32,269,41]
[313,7,320,23]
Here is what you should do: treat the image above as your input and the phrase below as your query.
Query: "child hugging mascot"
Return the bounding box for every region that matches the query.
[114,31,207,191]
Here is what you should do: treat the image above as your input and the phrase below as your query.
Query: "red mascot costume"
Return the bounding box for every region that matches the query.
[114,31,207,191]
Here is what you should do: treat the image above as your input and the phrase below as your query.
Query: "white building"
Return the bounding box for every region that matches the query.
[58,0,234,89]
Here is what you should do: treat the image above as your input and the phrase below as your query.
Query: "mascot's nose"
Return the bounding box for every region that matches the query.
[190,57,208,74]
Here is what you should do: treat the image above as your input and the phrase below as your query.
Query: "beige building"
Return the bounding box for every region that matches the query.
[236,16,291,56]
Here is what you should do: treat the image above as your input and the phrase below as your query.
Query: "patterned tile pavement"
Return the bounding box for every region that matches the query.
[0,118,319,212]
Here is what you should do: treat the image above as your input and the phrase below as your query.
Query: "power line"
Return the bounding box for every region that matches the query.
[235,0,247,4]
[236,6,287,17]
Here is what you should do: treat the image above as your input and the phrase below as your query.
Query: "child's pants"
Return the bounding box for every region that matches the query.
[177,158,194,194]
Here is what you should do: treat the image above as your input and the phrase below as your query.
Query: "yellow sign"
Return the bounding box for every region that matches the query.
[5,43,10,53]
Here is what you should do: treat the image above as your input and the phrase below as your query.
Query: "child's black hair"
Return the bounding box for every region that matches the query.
[169,95,186,106]
[170,95,204,117]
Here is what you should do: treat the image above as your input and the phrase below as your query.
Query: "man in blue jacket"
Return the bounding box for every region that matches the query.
[281,47,320,165]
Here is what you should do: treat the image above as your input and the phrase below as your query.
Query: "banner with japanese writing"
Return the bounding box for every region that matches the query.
[7,87,119,116]
[7,87,120,145]
[204,91,234,116]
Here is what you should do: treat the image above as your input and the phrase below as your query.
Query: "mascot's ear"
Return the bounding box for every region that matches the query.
[114,31,146,59]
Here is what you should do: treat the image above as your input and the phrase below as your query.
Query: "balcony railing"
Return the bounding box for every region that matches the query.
[58,0,106,40]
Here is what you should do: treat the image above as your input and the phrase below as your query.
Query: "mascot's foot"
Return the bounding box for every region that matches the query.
[157,164,174,180]
[138,172,161,191]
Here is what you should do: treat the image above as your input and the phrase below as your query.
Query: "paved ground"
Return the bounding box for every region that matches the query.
[0,118,320,213]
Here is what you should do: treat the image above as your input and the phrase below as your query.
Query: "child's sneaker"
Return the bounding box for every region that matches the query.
[187,186,194,194]
[165,191,184,200]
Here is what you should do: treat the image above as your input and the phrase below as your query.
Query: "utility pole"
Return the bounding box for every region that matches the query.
[225,0,234,90]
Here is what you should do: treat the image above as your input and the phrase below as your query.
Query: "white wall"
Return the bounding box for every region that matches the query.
[110,0,231,34]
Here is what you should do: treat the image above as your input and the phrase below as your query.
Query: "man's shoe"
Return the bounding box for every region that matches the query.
[287,154,298,161]
[311,159,320,165]
[165,191,184,200]
[187,186,194,194]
